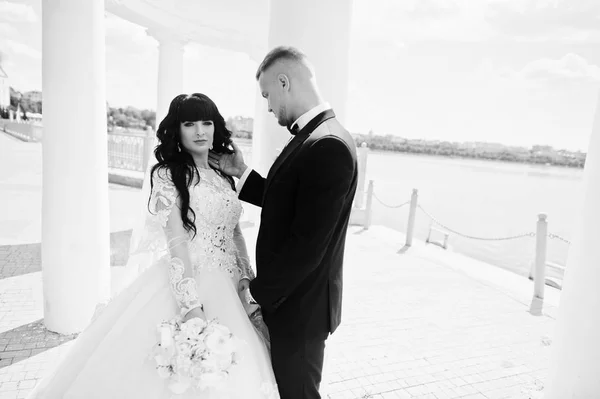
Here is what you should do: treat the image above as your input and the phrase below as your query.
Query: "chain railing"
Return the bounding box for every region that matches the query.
[353,179,570,308]
[372,192,411,209]
[417,204,536,242]
[547,232,571,245]
[361,185,571,246]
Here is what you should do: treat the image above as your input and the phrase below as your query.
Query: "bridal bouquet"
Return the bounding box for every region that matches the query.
[152,316,241,395]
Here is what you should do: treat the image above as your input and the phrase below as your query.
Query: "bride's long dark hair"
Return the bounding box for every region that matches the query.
[149,93,235,238]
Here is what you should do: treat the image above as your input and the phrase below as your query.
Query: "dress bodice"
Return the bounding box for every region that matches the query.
[148,166,243,277]
[187,168,243,275]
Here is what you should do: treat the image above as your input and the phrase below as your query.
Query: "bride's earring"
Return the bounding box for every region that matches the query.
[209,144,213,150]
[177,142,181,152]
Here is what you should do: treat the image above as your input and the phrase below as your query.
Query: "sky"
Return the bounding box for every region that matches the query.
[1,0,600,151]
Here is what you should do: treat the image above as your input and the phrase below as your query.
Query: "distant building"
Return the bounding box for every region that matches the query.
[0,64,9,109]
[228,116,253,132]
[23,90,42,103]
[390,136,407,144]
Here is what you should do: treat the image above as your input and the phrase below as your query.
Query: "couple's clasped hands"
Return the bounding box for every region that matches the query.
[239,278,261,317]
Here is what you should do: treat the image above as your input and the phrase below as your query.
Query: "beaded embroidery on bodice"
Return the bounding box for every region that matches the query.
[187,168,243,276]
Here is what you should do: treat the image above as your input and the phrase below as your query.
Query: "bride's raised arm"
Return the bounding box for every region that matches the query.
[149,167,203,318]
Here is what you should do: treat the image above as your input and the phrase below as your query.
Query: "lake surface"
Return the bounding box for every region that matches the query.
[238,140,583,277]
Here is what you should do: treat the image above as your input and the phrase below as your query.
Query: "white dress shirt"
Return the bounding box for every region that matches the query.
[235,102,332,193]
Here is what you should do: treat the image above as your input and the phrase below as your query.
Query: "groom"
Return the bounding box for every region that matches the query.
[210,46,357,398]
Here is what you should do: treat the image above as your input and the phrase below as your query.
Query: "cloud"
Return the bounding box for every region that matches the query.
[486,0,600,42]
[0,1,36,23]
[353,0,497,43]
[406,0,461,19]
[2,39,40,59]
[515,53,600,86]
[474,58,515,84]
[352,0,600,44]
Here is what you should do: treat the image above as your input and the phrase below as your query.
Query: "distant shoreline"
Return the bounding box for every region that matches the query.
[350,134,586,169]
[363,146,585,169]
[231,135,586,169]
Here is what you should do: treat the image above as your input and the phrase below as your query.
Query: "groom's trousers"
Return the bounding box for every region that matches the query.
[270,333,328,399]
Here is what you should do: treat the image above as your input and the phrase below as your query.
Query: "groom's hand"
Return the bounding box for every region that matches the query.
[209,141,248,179]
[238,278,250,293]
[239,278,260,316]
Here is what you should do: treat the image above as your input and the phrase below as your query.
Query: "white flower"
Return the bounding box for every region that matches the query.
[181,318,207,336]
[214,352,234,369]
[174,355,192,372]
[204,327,235,355]
[199,356,219,371]
[176,341,194,357]
[152,315,239,394]
[192,341,207,357]
[198,371,228,390]
[168,376,191,394]
[154,354,170,367]
[159,324,175,347]
[190,365,204,379]
[209,322,231,335]
[156,366,172,379]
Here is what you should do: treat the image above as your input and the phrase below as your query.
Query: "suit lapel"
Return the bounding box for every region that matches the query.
[264,109,336,194]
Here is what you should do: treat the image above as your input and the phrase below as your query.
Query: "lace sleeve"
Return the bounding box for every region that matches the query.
[150,168,203,317]
[233,223,255,281]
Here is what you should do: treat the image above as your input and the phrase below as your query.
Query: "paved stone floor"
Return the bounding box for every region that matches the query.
[0,225,556,399]
[320,227,553,399]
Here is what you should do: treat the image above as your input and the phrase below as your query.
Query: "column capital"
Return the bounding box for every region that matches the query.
[146,27,189,46]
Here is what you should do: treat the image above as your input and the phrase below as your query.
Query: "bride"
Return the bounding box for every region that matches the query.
[27,93,279,398]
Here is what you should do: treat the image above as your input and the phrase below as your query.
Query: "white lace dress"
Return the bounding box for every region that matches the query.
[27,167,279,399]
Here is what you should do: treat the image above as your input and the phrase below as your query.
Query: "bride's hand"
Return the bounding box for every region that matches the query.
[182,306,206,322]
[238,279,260,316]
[208,141,248,179]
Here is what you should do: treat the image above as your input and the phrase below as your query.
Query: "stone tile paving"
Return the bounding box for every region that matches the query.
[0,225,555,398]
[0,320,77,370]
[0,230,133,280]
[321,227,552,399]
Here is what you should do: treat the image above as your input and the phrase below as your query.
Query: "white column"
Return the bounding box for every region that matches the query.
[41,0,110,334]
[252,0,353,176]
[544,90,600,398]
[148,29,186,125]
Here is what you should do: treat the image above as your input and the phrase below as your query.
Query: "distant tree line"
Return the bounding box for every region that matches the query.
[107,106,156,130]
[4,87,583,168]
[352,133,586,169]
[5,87,42,118]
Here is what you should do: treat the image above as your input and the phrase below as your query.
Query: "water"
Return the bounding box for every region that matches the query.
[237,140,583,277]
[364,150,583,277]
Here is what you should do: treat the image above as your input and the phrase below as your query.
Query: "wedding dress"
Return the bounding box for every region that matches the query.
[27,166,279,399]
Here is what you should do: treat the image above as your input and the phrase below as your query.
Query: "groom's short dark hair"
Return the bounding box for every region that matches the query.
[255,46,307,80]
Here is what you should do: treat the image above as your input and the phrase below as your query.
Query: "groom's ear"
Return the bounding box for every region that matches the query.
[277,74,290,91]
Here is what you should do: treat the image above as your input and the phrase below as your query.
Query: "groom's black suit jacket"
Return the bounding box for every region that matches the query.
[241,109,358,340]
